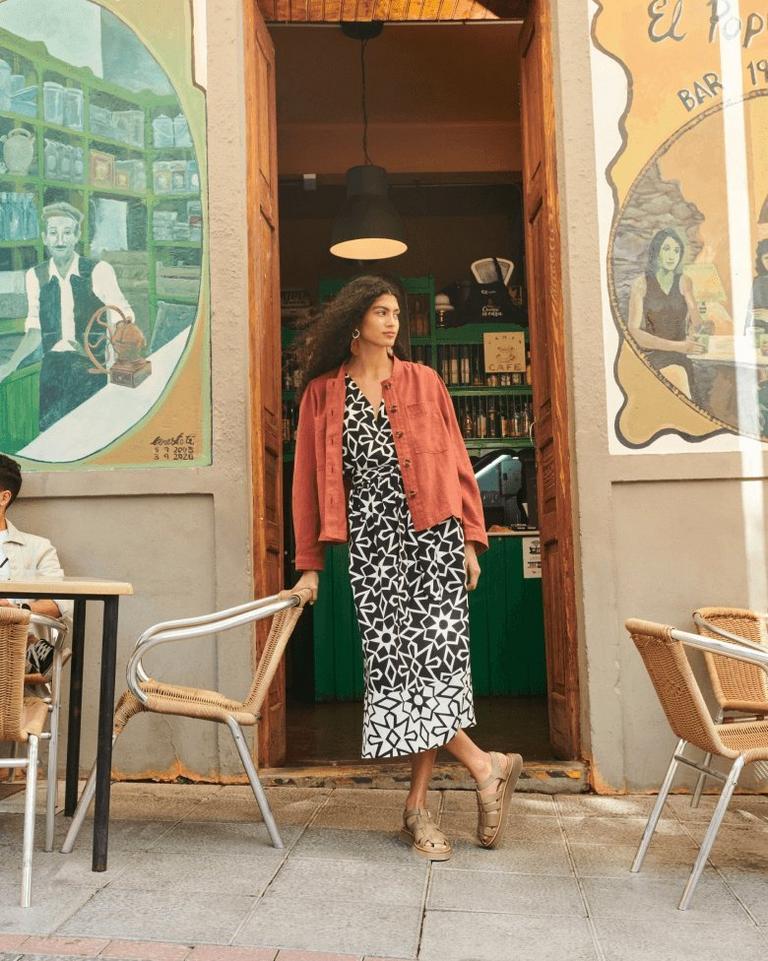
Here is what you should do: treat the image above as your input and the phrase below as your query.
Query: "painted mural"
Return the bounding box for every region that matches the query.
[593,0,768,450]
[0,0,209,468]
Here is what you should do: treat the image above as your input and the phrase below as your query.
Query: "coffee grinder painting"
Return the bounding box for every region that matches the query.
[0,0,209,467]
[594,2,768,449]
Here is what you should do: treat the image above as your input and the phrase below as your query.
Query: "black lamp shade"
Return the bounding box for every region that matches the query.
[330,164,407,260]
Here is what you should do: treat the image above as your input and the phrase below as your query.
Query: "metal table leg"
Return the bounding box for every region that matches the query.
[92,596,119,872]
[65,598,86,817]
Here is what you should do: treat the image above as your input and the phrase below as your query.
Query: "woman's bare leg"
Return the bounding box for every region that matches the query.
[406,747,437,809]
[443,729,510,797]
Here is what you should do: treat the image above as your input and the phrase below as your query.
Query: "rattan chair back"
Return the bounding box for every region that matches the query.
[243,598,306,716]
[0,606,32,743]
[627,618,726,756]
[694,607,768,713]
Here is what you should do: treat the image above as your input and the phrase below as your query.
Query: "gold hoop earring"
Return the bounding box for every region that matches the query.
[351,328,361,340]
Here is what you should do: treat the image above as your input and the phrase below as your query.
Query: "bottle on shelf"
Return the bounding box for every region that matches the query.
[282,401,291,443]
[476,397,487,439]
[472,346,484,386]
[411,295,429,337]
[438,345,450,384]
[487,399,499,439]
[500,397,509,438]
[526,348,533,386]
[460,346,471,385]
[449,345,459,385]
[462,398,474,438]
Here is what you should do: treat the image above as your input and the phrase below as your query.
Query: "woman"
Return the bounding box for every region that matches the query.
[627,227,704,398]
[288,275,522,860]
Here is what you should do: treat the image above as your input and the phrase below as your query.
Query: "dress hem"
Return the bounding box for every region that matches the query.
[360,716,477,761]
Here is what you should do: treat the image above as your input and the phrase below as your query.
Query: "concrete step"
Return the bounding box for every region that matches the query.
[261,758,589,794]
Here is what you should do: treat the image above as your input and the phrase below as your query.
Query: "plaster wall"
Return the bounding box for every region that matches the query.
[551,0,768,791]
[8,0,255,781]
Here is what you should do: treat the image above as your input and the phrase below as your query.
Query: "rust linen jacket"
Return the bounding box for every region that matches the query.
[292,355,488,571]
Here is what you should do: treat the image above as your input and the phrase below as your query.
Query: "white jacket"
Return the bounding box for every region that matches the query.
[1,519,74,621]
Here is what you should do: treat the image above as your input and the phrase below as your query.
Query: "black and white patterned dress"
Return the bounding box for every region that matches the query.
[343,373,476,758]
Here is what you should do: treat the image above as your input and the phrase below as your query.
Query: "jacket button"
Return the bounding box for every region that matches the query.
[408,489,416,497]
[395,430,404,438]
[389,405,398,413]
[384,382,391,390]
[403,459,411,467]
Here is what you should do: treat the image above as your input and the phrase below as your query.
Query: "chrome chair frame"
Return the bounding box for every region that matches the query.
[1,612,66,906]
[4,613,68,854]
[690,611,768,809]
[631,626,768,910]
[62,593,302,855]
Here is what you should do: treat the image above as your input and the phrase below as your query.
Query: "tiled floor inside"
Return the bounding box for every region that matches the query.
[1,782,768,960]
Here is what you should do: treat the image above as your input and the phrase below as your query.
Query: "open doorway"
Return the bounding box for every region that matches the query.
[243,0,580,769]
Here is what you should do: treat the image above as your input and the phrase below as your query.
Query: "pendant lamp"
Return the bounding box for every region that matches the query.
[330,25,407,261]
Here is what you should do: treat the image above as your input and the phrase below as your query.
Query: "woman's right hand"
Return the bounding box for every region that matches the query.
[285,571,319,605]
[683,338,706,355]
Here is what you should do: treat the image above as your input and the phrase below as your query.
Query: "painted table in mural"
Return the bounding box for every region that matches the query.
[687,347,768,436]
[0,575,133,872]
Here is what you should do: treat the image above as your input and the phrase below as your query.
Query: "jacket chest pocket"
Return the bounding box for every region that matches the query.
[406,402,449,454]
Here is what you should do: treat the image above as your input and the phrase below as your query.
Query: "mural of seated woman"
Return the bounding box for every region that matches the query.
[627,227,705,399]
[0,202,135,433]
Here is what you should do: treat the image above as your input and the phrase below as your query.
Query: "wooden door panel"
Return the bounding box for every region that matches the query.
[521,0,580,759]
[244,0,286,766]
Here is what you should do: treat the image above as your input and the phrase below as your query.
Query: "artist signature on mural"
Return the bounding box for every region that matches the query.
[151,433,197,461]
[649,0,768,48]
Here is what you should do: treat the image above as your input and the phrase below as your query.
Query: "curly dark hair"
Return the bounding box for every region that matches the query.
[0,453,21,505]
[292,274,410,401]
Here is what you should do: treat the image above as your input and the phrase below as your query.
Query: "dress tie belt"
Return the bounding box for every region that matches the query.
[350,461,401,490]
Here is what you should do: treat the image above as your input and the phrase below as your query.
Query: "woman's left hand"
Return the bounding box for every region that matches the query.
[464,542,481,592]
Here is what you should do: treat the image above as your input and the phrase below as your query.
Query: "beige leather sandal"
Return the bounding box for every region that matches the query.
[400,808,452,861]
[476,751,524,849]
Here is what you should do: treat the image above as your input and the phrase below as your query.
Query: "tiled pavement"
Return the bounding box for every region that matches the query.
[2,783,768,960]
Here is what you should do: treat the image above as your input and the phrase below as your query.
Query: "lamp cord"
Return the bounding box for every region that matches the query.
[360,38,373,165]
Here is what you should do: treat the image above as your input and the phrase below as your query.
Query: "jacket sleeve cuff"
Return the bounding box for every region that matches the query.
[293,546,326,571]
[463,526,489,554]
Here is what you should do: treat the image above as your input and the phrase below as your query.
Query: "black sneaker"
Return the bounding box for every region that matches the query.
[25,635,54,677]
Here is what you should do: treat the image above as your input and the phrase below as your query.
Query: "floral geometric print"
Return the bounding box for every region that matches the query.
[343,373,476,758]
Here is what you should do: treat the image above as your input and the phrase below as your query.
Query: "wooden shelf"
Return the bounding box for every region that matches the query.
[465,437,534,449]
[448,385,531,395]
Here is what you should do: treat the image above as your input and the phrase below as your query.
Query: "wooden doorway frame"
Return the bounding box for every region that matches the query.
[243,0,582,764]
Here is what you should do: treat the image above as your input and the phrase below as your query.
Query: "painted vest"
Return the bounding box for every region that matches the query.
[34,257,107,364]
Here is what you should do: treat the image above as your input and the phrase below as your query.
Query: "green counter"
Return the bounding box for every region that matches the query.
[311,533,546,701]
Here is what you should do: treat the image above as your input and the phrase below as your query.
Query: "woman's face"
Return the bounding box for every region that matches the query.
[658,236,682,272]
[358,293,400,348]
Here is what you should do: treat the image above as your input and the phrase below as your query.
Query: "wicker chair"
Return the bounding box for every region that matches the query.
[62,589,311,855]
[0,606,55,907]
[5,614,69,847]
[627,618,768,910]
[690,607,768,807]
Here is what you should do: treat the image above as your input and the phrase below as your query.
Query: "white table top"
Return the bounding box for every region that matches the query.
[0,576,134,596]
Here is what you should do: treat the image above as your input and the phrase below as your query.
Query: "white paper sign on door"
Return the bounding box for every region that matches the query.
[522,536,541,579]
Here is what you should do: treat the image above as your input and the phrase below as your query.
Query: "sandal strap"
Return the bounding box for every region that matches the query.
[404,809,449,848]
[476,752,505,793]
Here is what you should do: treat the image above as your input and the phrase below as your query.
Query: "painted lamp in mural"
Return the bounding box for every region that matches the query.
[1,128,34,175]
[84,305,152,388]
